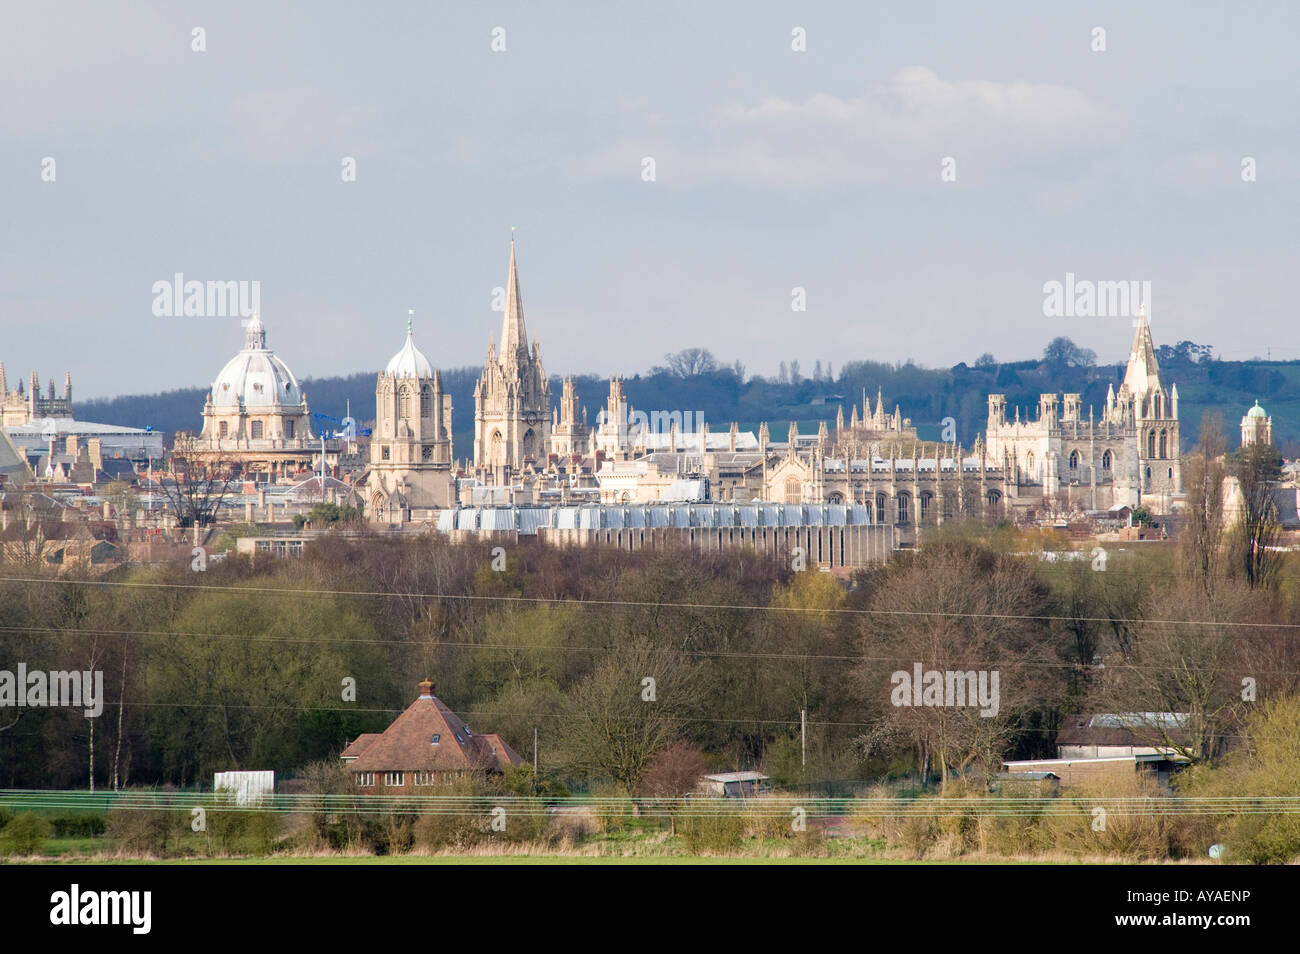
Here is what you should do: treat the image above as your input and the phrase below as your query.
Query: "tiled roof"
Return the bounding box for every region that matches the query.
[347,688,524,773]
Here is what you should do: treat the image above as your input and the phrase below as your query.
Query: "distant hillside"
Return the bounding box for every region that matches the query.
[76,353,1300,459]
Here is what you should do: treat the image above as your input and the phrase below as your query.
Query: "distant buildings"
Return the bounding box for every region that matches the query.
[1242,400,1272,447]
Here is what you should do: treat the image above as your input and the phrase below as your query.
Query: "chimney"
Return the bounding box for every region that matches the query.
[87,438,102,472]
[418,678,435,699]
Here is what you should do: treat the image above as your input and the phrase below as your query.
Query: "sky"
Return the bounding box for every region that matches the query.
[2,1,1297,401]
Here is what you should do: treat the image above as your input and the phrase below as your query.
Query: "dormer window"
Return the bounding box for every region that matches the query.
[430,734,440,745]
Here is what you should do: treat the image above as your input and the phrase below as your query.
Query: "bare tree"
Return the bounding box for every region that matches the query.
[658,348,718,378]
[1229,441,1285,590]
[1181,411,1228,595]
[156,433,236,527]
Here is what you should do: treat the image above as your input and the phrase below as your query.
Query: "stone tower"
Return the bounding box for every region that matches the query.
[369,318,454,522]
[473,239,552,484]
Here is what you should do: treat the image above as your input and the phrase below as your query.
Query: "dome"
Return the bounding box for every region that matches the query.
[210,316,304,409]
[385,330,434,379]
[1247,401,1267,419]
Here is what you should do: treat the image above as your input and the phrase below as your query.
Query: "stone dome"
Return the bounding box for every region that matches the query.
[385,329,434,379]
[210,314,304,409]
[1247,400,1267,419]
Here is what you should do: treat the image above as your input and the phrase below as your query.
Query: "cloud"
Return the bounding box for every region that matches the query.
[574,67,1118,187]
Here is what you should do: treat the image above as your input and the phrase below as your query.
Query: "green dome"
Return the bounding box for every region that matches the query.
[1247,400,1267,419]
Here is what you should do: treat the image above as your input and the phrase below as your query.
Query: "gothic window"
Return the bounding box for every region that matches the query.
[382,446,390,461]
[784,478,802,504]
[986,489,1002,515]
[827,491,845,505]
[522,429,535,457]
[1147,430,1156,458]
[490,430,503,463]
[399,388,412,420]
[896,492,911,525]
[422,445,432,461]
[421,386,431,416]
[875,493,887,524]
[285,420,294,439]
[1146,466,1151,480]
[919,491,932,521]
[1159,429,1168,459]
[250,420,263,439]
[218,421,228,439]
[1025,451,1035,474]
[1102,450,1112,470]
[1155,393,1163,418]
[1168,467,1173,479]
[1069,450,1079,469]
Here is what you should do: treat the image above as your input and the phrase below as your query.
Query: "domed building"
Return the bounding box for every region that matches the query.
[1242,400,1273,447]
[191,314,318,481]
[366,317,455,523]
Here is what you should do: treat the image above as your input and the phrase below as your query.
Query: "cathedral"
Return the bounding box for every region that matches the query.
[983,303,1183,514]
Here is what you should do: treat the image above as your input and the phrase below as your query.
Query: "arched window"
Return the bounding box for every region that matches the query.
[285,420,294,439]
[1025,451,1035,475]
[896,492,911,525]
[399,388,411,420]
[784,478,802,504]
[986,489,1002,516]
[919,491,932,521]
[250,420,263,440]
[1102,450,1112,470]
[875,493,887,524]
[521,428,536,457]
[1147,430,1156,457]
[421,386,431,416]
[1159,429,1168,459]
[1069,450,1079,469]
[1154,393,1163,418]
[1145,466,1151,480]
[218,421,228,439]
[490,430,503,463]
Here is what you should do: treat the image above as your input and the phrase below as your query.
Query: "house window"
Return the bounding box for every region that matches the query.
[250,420,263,439]
[415,772,437,786]
[356,772,375,787]
[285,420,294,439]
[383,771,404,787]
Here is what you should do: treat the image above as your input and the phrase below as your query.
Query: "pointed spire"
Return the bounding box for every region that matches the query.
[500,233,528,366]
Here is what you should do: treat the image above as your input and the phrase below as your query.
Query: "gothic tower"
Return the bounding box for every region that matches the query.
[472,239,552,483]
[1119,301,1181,506]
[369,318,455,522]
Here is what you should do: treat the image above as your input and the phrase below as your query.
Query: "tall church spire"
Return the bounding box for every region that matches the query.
[1122,297,1162,404]
[500,234,528,366]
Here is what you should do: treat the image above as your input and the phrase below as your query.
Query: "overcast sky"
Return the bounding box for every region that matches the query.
[2,1,1297,400]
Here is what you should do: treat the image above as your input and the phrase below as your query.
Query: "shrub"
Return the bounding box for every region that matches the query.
[676,809,743,854]
[50,813,107,838]
[106,809,182,857]
[0,812,52,856]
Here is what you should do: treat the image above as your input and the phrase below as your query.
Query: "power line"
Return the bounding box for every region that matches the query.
[0,573,1296,632]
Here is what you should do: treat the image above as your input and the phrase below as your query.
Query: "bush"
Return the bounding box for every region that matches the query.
[50,813,107,838]
[106,809,182,857]
[0,812,52,856]
[676,809,743,854]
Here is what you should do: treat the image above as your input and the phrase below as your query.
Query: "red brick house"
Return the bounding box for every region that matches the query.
[340,679,524,792]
